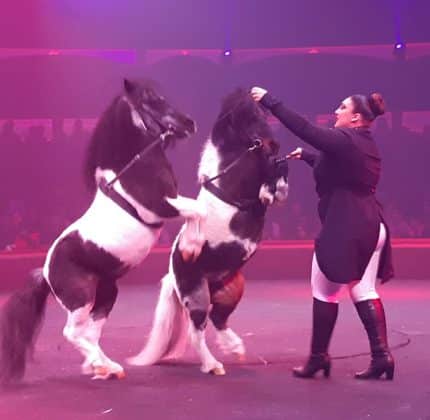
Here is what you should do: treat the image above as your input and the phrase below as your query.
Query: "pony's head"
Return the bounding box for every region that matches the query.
[212,88,279,156]
[205,89,285,208]
[123,79,196,142]
[84,79,196,192]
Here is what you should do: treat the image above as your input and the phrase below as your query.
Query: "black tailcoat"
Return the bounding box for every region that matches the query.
[262,94,394,284]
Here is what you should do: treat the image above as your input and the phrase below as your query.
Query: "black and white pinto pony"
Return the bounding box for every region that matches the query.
[0,79,207,383]
[128,89,289,375]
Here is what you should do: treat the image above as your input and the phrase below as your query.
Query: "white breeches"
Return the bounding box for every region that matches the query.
[311,223,387,303]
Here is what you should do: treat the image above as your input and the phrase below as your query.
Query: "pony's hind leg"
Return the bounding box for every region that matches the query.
[64,310,124,380]
[181,277,225,375]
[189,327,225,375]
[81,279,124,379]
[52,267,123,379]
[63,304,105,376]
[210,272,246,360]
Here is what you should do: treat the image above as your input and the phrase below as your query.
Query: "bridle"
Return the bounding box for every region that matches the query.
[104,96,176,190]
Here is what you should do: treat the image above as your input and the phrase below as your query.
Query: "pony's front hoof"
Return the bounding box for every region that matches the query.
[91,366,126,380]
[209,367,226,376]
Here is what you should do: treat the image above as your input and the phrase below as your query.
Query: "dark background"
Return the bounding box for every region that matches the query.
[1,0,429,249]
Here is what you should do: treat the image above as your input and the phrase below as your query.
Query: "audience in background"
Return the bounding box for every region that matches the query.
[0,117,429,251]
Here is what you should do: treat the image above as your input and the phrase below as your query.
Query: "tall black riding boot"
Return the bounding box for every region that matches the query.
[354,299,394,380]
[292,298,338,379]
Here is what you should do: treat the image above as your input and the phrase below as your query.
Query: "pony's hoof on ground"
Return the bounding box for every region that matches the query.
[109,370,126,380]
[209,367,226,376]
[91,366,109,379]
[91,366,125,380]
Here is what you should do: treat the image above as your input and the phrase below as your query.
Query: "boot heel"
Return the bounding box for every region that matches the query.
[385,365,394,380]
[292,355,331,379]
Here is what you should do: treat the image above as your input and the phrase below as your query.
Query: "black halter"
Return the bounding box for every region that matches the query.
[202,139,266,211]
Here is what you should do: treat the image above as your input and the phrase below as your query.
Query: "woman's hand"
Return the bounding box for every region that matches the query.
[286,147,303,160]
[250,87,268,102]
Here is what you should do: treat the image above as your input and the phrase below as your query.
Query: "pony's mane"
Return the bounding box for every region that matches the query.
[212,88,272,150]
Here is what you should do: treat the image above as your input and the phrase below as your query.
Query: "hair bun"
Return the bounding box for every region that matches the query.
[368,92,385,117]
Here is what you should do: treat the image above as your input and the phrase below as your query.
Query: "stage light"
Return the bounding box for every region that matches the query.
[220,49,233,65]
[393,41,406,60]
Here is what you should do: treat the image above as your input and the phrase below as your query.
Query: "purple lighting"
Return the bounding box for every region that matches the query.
[393,41,406,60]
[223,49,232,56]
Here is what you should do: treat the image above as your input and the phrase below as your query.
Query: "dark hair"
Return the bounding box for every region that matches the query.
[350,93,385,122]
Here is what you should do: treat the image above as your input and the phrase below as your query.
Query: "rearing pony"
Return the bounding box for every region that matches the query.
[128,88,289,375]
[0,79,206,383]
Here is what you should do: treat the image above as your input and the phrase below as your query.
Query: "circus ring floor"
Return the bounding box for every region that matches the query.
[0,240,429,420]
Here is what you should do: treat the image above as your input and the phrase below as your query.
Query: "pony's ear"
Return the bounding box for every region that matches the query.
[124,79,136,94]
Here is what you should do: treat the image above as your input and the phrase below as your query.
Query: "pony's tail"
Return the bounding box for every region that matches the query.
[0,268,50,384]
[127,273,189,366]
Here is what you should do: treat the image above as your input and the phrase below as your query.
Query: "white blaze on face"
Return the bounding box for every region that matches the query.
[123,96,147,131]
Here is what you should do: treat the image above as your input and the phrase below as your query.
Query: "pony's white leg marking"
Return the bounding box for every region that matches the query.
[81,318,124,378]
[259,184,275,206]
[274,178,289,203]
[179,218,205,261]
[63,307,124,379]
[258,178,289,206]
[215,328,246,359]
[166,195,207,261]
[79,317,105,375]
[189,326,225,375]
[63,306,101,368]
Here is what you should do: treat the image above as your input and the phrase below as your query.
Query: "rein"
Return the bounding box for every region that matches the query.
[104,128,173,190]
[99,131,171,229]
[99,129,173,229]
